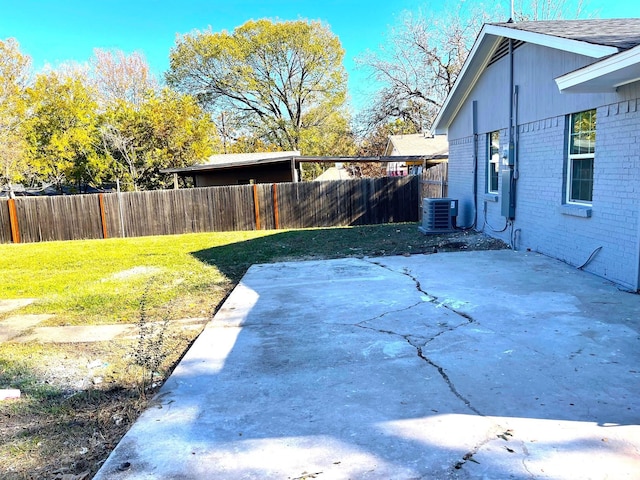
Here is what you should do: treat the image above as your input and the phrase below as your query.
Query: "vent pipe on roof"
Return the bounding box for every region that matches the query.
[509,0,515,22]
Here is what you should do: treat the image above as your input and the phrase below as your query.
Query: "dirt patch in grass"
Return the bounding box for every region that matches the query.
[108,266,162,281]
[1,386,145,480]
[0,226,507,479]
[0,328,202,479]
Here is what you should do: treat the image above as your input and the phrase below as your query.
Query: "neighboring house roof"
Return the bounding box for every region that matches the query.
[434,19,640,133]
[384,133,449,157]
[163,151,300,174]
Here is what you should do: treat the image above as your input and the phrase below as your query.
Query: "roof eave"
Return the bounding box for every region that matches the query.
[433,23,620,134]
[486,24,619,58]
[161,155,297,174]
[556,44,640,93]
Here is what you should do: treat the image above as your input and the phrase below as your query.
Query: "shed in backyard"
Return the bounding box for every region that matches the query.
[163,151,301,187]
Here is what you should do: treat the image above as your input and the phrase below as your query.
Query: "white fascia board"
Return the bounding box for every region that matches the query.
[483,25,619,59]
[556,45,640,93]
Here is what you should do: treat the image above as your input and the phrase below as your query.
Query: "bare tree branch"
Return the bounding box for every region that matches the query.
[356,5,490,135]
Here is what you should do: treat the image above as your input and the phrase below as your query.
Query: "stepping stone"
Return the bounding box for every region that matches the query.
[9,318,209,344]
[0,389,21,400]
[0,314,52,342]
[17,324,137,343]
[0,299,34,314]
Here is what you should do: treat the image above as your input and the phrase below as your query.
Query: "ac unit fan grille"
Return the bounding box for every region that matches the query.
[419,198,457,234]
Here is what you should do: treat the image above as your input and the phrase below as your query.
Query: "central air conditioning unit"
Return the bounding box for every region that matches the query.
[419,198,458,234]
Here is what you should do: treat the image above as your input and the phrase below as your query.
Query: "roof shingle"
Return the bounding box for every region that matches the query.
[492,19,640,51]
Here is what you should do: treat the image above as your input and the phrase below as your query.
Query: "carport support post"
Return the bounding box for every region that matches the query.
[290,157,299,182]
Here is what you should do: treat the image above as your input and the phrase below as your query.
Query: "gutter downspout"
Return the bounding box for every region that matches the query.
[513,85,519,183]
[509,38,514,164]
[507,37,517,221]
[472,100,479,228]
[636,200,640,290]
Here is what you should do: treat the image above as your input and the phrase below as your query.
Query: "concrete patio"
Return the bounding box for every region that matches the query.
[95,250,640,479]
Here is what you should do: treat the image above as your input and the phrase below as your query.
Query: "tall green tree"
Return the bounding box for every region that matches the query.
[87,49,219,190]
[166,19,348,153]
[101,89,219,190]
[0,38,31,196]
[298,109,356,180]
[25,71,108,192]
[299,109,355,157]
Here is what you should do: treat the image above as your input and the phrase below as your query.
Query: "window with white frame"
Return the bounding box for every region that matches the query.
[567,109,596,205]
[487,131,500,194]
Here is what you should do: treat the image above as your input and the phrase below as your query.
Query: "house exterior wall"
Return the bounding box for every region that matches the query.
[448,136,475,227]
[447,42,640,290]
[449,44,617,140]
[387,161,409,176]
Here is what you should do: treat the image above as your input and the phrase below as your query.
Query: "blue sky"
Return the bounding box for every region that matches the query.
[1,0,639,112]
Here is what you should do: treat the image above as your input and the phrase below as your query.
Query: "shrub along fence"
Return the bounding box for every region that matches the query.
[0,176,419,244]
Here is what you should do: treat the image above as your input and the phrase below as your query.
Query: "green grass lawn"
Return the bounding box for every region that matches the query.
[0,223,447,326]
[0,224,506,479]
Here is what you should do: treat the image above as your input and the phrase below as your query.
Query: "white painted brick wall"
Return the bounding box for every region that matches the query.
[448,137,475,228]
[448,99,640,290]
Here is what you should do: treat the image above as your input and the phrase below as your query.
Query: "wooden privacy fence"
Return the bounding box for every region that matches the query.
[0,176,419,244]
[421,162,448,198]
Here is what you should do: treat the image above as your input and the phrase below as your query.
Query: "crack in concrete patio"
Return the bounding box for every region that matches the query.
[359,259,527,474]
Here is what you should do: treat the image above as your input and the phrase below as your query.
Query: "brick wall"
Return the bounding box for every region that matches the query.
[448,99,640,290]
[448,136,476,228]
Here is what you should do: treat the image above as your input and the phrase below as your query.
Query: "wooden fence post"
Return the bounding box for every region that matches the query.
[8,198,20,244]
[116,179,126,238]
[98,193,108,239]
[272,183,280,230]
[253,184,261,230]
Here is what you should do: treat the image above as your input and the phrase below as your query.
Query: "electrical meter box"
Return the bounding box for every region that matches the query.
[501,170,515,219]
